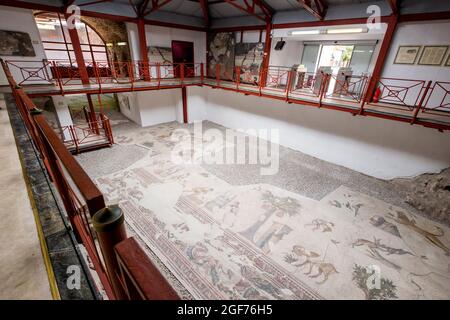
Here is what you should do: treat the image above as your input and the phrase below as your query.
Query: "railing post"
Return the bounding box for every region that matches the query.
[128,62,135,91]
[93,205,128,300]
[359,76,371,114]
[200,62,204,83]
[258,68,265,96]
[52,61,64,96]
[364,76,378,103]
[42,59,51,82]
[216,64,220,87]
[319,73,330,108]
[69,125,79,154]
[93,61,102,94]
[102,116,114,145]
[87,94,100,134]
[180,63,185,85]
[285,70,294,101]
[411,80,432,124]
[156,63,161,89]
[235,66,240,91]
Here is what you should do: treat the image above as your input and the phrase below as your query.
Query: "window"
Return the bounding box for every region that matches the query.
[35,12,108,66]
[301,43,376,76]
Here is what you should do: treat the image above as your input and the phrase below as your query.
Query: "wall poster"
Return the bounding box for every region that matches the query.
[148,46,173,64]
[418,45,448,66]
[393,46,421,65]
[207,32,235,80]
[0,30,36,56]
[235,42,265,84]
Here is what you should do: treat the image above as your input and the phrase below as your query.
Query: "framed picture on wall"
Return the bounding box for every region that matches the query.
[0,30,36,56]
[418,45,448,66]
[394,45,421,64]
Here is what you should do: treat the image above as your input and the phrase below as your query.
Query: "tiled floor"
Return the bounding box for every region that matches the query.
[0,95,53,300]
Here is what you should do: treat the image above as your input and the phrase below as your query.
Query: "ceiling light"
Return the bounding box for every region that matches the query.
[326,28,367,34]
[290,30,320,35]
[117,42,127,46]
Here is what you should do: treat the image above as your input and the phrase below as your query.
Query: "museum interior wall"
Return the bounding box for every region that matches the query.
[0,6,47,85]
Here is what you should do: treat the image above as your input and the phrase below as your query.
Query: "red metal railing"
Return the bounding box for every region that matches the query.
[1,58,179,300]
[364,77,428,111]
[6,60,53,85]
[5,59,450,130]
[422,81,450,116]
[61,116,113,154]
[324,73,370,104]
[262,66,291,91]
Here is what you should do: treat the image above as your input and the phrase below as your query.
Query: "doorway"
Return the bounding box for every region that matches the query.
[171,40,194,78]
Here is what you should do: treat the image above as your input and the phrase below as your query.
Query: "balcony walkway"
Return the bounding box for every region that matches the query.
[2,60,449,131]
[0,94,53,299]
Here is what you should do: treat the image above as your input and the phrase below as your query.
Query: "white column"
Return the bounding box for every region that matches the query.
[51,95,73,141]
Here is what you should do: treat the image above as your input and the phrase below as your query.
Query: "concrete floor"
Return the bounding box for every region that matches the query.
[0,95,53,300]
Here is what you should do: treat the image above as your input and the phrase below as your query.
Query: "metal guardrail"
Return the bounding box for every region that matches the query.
[4,59,450,130]
[1,58,180,300]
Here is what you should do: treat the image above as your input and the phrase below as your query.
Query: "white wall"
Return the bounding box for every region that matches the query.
[51,96,73,141]
[145,25,206,64]
[269,40,303,68]
[382,20,450,81]
[138,89,181,127]
[187,86,450,180]
[119,89,181,127]
[186,86,207,122]
[117,92,142,125]
[0,6,47,86]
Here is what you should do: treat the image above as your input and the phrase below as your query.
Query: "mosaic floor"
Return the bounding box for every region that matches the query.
[77,120,450,300]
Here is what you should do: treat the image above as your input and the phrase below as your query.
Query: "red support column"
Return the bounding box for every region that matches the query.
[364,14,398,102]
[260,22,272,88]
[87,93,100,134]
[181,86,188,124]
[64,14,90,85]
[200,62,204,82]
[137,19,150,81]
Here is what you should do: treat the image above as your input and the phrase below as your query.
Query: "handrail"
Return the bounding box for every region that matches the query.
[115,237,180,300]
[4,58,450,130]
[1,58,180,300]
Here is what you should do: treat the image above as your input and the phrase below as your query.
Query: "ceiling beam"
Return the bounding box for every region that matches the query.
[298,0,327,20]
[138,0,151,17]
[222,0,271,23]
[199,0,210,27]
[256,0,274,18]
[144,0,173,16]
[388,0,398,15]
[128,0,139,16]
[63,0,76,9]
[143,17,206,31]
[77,0,113,7]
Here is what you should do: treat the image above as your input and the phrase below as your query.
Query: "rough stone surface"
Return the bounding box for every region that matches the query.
[392,168,450,226]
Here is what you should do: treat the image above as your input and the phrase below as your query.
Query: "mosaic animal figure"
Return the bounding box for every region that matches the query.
[352,238,404,271]
[303,261,339,284]
[291,245,320,267]
[389,212,450,256]
[305,219,335,233]
[290,245,338,284]
[370,215,401,237]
